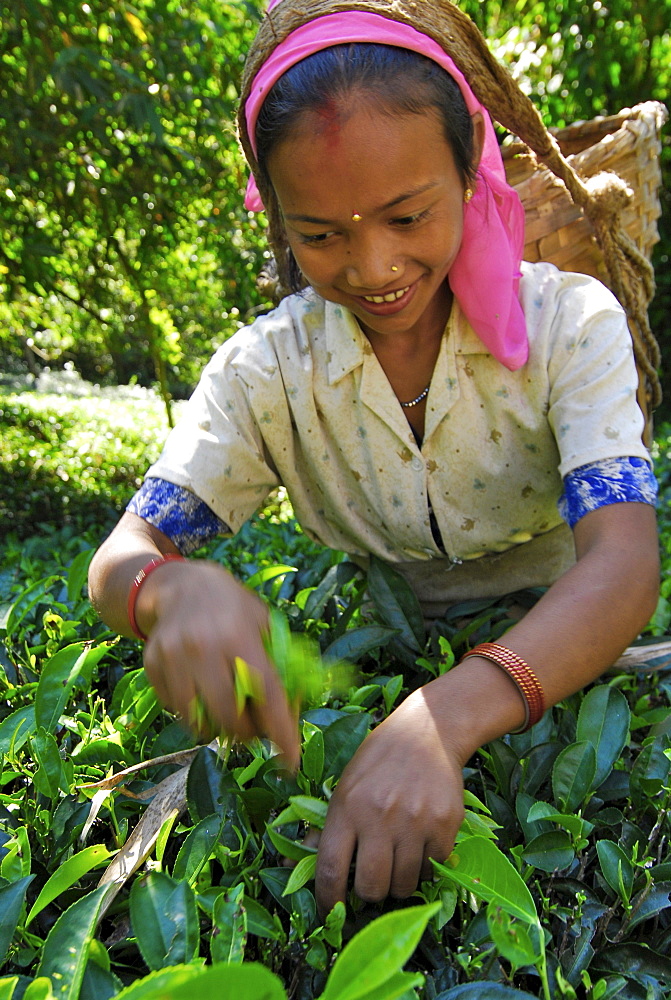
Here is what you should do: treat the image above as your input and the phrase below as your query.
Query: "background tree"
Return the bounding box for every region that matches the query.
[0,0,269,422]
[1,0,669,418]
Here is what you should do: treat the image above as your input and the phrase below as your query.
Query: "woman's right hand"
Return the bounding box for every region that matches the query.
[133,556,300,769]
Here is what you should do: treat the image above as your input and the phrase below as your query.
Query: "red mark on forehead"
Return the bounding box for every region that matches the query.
[312,100,347,149]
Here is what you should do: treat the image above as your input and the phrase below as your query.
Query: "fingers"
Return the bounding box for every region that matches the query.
[317,827,455,915]
[314,713,465,913]
[248,660,301,770]
[315,815,357,917]
[140,561,299,762]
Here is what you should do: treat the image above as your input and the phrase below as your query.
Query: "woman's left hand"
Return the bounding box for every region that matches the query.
[314,501,661,915]
[314,687,467,916]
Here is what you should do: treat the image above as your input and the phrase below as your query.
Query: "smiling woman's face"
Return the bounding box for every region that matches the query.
[267,97,474,349]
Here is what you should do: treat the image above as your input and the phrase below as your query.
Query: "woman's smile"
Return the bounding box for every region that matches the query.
[362,285,410,304]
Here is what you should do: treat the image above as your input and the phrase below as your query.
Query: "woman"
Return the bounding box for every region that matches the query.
[88,0,659,915]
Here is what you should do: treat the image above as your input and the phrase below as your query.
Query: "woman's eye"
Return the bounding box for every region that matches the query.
[300,231,335,245]
[393,210,430,227]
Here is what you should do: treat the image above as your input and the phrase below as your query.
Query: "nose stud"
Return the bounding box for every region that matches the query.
[351,213,362,222]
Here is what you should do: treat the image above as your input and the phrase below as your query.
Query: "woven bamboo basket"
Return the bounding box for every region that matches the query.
[503,101,667,439]
[503,101,667,280]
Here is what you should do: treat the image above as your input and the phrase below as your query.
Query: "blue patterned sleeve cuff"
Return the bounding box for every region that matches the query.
[558,456,658,528]
[127,478,230,554]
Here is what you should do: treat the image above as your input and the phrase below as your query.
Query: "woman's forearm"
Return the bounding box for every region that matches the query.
[88,511,182,636]
[421,502,660,764]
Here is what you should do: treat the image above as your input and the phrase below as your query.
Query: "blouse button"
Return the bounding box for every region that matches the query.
[411,456,423,472]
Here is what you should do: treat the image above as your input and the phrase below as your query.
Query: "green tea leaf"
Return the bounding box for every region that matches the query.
[302,727,325,784]
[486,902,541,967]
[630,736,671,801]
[432,985,540,998]
[187,747,234,823]
[525,803,593,840]
[130,873,199,971]
[173,813,222,884]
[521,831,575,873]
[590,942,671,985]
[23,979,55,1000]
[113,967,201,999]
[596,840,634,903]
[79,958,122,1000]
[245,565,297,590]
[0,978,20,1000]
[26,845,112,925]
[288,795,328,829]
[367,557,425,653]
[114,963,286,1000]
[282,854,317,896]
[323,714,371,781]
[1,830,30,882]
[626,881,671,930]
[433,837,538,926]
[323,625,400,662]
[241,897,286,942]
[0,705,36,757]
[551,740,597,812]
[321,902,439,1000]
[211,886,246,964]
[6,575,60,637]
[576,686,630,788]
[35,885,111,1000]
[343,971,424,1000]
[463,790,492,815]
[323,901,346,950]
[35,642,108,734]
[66,549,94,604]
[265,824,316,863]
[30,728,72,798]
[0,876,34,964]
[520,742,562,798]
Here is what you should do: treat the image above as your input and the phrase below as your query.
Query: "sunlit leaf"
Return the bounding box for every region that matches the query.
[433,837,538,926]
[321,903,439,1000]
[35,886,111,999]
[26,846,112,926]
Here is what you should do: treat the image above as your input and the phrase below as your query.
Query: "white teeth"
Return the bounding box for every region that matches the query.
[363,286,409,304]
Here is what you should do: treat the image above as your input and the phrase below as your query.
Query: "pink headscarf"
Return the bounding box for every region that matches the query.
[243,5,528,370]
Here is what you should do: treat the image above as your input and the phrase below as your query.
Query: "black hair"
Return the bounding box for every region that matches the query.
[255,43,476,186]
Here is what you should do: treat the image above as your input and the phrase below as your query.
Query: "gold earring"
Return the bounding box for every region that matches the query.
[391,265,399,272]
[464,187,474,203]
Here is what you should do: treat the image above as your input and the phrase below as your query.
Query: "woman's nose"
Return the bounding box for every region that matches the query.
[344,234,398,291]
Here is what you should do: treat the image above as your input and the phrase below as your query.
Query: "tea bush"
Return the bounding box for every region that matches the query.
[1,391,671,999]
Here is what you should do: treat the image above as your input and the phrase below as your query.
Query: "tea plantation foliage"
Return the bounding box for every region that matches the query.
[1,384,671,999]
[2,0,671,995]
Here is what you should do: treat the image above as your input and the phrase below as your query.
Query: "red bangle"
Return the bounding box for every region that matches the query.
[127,554,185,640]
[460,642,545,733]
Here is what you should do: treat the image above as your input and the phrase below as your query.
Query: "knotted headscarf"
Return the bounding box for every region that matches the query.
[240,1,529,369]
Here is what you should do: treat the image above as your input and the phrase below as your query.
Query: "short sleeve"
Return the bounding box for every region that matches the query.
[142,325,283,533]
[541,270,650,477]
[127,477,229,554]
[558,456,657,528]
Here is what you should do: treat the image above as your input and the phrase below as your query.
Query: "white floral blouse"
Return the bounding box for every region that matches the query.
[129,262,656,587]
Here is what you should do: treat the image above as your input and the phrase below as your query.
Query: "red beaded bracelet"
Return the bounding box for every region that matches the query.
[460,641,545,733]
[127,554,185,640]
